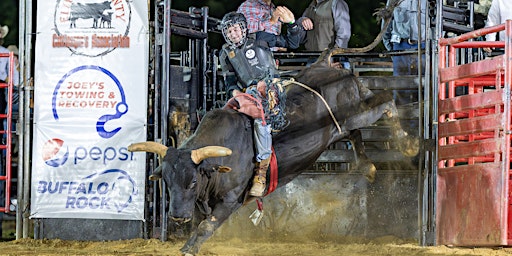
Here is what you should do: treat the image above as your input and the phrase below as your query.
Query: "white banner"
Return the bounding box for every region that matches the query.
[32,0,148,220]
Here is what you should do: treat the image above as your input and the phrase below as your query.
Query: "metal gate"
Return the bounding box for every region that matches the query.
[437,21,512,245]
[0,51,14,213]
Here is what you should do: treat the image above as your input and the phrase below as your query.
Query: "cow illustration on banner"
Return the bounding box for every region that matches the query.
[54,0,132,57]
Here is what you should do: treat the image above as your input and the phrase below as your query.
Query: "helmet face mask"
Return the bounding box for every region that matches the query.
[221,12,248,48]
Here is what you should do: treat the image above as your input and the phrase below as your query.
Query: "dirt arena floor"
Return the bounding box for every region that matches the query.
[1,236,512,256]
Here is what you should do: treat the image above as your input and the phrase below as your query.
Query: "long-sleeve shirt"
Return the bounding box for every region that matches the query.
[485,0,512,42]
[301,0,351,51]
[237,0,281,35]
[382,0,426,51]
[0,46,18,86]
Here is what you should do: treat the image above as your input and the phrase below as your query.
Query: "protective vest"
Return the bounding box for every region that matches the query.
[303,0,335,51]
[221,39,276,88]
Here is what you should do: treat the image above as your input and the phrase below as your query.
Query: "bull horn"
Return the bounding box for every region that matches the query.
[128,141,168,158]
[191,146,232,164]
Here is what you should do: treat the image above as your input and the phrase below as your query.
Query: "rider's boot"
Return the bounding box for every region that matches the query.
[249,157,271,197]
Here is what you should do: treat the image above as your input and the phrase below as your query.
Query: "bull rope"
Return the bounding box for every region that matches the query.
[280,78,343,135]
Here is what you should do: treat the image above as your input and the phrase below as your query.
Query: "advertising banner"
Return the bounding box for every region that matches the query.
[31,0,148,220]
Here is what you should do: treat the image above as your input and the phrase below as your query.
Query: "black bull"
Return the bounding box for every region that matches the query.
[128,63,419,255]
[69,1,112,29]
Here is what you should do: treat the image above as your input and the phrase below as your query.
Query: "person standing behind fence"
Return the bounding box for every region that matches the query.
[483,0,512,53]
[299,0,351,69]
[382,0,426,77]
[0,26,18,105]
[299,0,351,50]
[237,0,305,51]
[382,0,426,106]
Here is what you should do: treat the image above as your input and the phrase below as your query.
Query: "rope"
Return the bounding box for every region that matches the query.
[281,79,343,135]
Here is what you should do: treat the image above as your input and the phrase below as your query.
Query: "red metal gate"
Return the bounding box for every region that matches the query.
[437,21,512,245]
[0,51,14,213]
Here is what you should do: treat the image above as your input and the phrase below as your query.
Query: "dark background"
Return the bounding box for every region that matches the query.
[0,0,387,51]
[0,0,19,46]
[172,0,387,50]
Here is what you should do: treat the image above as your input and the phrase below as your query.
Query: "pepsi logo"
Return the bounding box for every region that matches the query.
[42,138,69,167]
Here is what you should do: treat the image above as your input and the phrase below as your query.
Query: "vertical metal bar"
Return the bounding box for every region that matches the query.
[22,0,33,239]
[4,53,13,214]
[202,7,208,111]
[16,0,26,240]
[212,50,218,108]
[502,19,512,244]
[438,43,446,162]
[431,0,444,245]
[160,0,171,242]
[153,0,163,239]
[467,1,474,63]
[447,45,456,167]
[188,7,196,70]
[419,0,428,246]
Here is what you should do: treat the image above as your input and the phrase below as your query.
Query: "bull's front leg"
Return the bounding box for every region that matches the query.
[180,217,214,256]
[180,201,243,256]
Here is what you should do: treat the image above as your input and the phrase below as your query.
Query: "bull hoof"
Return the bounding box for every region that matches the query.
[399,137,420,157]
[353,160,377,183]
[148,173,162,181]
[364,164,377,183]
[180,247,194,256]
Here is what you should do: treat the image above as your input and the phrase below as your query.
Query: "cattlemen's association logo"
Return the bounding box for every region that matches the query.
[53,0,132,57]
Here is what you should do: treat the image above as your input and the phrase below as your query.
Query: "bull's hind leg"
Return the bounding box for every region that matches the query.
[348,129,376,182]
[382,102,419,157]
[344,92,419,158]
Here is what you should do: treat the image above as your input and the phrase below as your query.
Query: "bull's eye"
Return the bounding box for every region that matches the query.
[188,178,197,189]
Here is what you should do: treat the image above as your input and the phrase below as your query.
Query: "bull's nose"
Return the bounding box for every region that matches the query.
[171,216,192,224]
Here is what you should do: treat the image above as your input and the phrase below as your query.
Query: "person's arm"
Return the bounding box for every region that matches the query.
[485,0,500,42]
[332,0,351,48]
[284,22,306,49]
[276,6,305,49]
[12,61,19,86]
[382,0,393,51]
[237,1,279,34]
[0,51,8,83]
[219,47,241,97]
